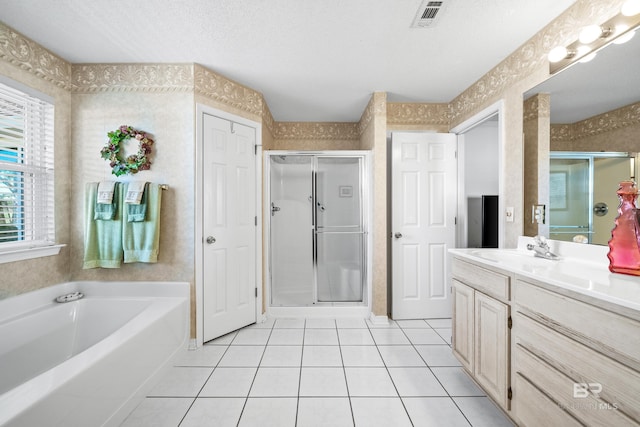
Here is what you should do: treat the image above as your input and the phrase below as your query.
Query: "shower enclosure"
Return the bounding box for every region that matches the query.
[267,152,368,307]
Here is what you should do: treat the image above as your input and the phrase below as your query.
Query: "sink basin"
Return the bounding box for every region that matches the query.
[465,249,555,268]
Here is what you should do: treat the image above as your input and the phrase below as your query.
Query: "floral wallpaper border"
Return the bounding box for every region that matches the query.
[551,101,640,141]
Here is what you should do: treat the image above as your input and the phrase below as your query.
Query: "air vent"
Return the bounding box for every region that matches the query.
[411,0,447,28]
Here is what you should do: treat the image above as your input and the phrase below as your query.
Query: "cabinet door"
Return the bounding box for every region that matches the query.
[452,280,474,372]
[475,291,509,409]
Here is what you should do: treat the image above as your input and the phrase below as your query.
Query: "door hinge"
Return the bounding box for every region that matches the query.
[508,316,513,329]
[255,216,258,226]
[255,287,258,297]
[508,387,513,400]
[254,144,257,155]
[454,216,457,225]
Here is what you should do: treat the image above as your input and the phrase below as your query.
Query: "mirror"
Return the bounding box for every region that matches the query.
[524,25,640,245]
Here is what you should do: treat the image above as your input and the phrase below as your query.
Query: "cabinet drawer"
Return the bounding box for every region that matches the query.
[452,258,510,301]
[513,373,582,427]
[514,313,640,424]
[514,278,640,370]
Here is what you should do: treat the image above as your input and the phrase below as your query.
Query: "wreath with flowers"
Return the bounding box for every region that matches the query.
[100,125,154,176]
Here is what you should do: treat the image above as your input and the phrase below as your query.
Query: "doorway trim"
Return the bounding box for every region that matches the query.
[451,100,505,248]
[195,104,263,347]
[264,150,373,318]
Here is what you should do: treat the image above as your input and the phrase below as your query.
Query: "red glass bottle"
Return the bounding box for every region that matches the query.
[607,181,640,275]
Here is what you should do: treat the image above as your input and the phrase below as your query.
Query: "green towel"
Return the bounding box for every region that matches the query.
[94,191,117,220]
[126,182,148,222]
[123,183,161,263]
[83,182,124,268]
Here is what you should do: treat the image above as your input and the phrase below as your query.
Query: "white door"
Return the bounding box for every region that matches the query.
[202,113,256,342]
[392,132,457,319]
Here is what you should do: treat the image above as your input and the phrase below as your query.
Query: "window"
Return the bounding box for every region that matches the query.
[0,80,55,254]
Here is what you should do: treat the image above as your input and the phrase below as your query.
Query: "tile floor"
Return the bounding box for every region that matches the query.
[121,318,514,427]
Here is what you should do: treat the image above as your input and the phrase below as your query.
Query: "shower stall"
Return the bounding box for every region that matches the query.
[266,152,369,309]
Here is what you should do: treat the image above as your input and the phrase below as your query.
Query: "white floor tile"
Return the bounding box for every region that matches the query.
[246,317,276,329]
[238,397,297,427]
[434,328,452,344]
[274,318,306,328]
[366,319,399,328]
[249,367,300,397]
[268,328,305,345]
[415,345,461,366]
[199,367,257,397]
[377,345,426,367]
[431,367,486,396]
[388,367,448,397]
[344,367,398,397]
[179,397,245,426]
[350,397,412,427]
[147,367,212,397]
[302,345,343,366]
[260,345,302,367]
[120,397,192,427]
[396,319,430,328]
[403,328,447,345]
[454,397,515,426]
[173,346,227,367]
[426,318,452,328]
[369,329,410,345]
[297,397,354,427]
[304,328,339,345]
[305,318,336,328]
[218,345,265,367]
[337,328,374,345]
[233,328,272,345]
[299,367,348,397]
[340,345,384,367]
[403,397,470,427]
[335,318,368,329]
[205,331,237,345]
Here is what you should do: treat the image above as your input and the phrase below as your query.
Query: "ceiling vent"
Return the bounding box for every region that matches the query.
[411,0,447,28]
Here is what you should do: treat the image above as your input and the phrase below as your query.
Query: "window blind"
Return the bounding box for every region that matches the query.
[0,82,55,247]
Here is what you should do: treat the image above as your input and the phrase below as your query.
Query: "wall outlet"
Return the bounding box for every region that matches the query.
[506,207,514,222]
[532,204,546,224]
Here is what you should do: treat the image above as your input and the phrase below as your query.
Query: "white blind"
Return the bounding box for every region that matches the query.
[0,82,55,247]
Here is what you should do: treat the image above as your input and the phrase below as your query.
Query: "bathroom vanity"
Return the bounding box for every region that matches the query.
[450,238,640,426]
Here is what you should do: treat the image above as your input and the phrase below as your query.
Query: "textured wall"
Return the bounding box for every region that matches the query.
[0,23,72,297]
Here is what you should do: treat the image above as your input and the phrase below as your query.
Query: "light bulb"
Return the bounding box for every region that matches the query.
[548,46,569,63]
[579,52,597,63]
[622,0,640,16]
[613,25,636,44]
[579,25,605,44]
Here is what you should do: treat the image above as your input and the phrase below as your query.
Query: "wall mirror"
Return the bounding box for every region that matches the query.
[524,24,640,245]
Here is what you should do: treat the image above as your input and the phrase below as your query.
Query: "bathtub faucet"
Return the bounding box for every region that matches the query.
[526,235,559,260]
[55,291,84,303]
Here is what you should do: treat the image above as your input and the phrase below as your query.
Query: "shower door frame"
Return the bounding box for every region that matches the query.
[264,151,372,315]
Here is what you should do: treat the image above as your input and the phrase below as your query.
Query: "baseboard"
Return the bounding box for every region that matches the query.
[369,313,390,325]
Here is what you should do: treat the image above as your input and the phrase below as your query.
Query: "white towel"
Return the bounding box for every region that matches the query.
[97,181,116,204]
[125,181,147,204]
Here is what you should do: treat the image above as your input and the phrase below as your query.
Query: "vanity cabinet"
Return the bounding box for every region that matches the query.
[451,258,511,411]
[513,277,640,426]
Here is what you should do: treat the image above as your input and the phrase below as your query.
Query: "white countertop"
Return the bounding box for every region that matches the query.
[449,237,640,314]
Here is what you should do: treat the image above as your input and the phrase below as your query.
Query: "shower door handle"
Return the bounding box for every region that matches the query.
[271,202,281,216]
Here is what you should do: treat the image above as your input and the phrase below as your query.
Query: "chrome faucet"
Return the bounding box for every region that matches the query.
[526,235,560,260]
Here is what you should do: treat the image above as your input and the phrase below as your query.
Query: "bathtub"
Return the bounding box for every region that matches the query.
[0,281,189,427]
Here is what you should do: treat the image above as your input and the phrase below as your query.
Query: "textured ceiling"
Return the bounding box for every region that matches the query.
[0,0,576,122]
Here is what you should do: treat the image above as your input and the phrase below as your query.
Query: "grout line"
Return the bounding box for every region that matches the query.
[336,320,357,427]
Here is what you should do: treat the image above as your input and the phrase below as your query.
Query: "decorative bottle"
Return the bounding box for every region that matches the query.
[607,181,640,275]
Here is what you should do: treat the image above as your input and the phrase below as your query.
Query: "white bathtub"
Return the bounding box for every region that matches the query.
[0,281,190,427]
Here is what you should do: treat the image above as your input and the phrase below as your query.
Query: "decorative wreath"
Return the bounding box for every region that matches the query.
[100,125,154,176]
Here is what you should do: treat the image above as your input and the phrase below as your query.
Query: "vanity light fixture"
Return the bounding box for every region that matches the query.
[622,0,640,17]
[549,5,640,74]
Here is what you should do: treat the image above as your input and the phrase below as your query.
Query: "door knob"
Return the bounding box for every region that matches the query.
[394,232,403,239]
[206,236,216,244]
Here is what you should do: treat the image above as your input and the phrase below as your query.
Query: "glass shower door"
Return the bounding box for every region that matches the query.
[315,157,365,302]
[549,158,590,242]
[270,155,314,306]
